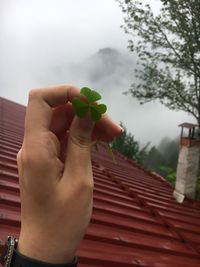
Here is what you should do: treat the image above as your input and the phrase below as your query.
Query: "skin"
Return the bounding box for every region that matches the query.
[16,84,123,264]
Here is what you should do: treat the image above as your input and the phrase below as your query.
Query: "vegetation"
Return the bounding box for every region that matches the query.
[159,166,176,185]
[72,85,200,199]
[112,123,200,199]
[111,122,150,165]
[160,165,200,199]
[117,0,200,125]
[111,122,178,172]
[72,87,107,122]
[115,0,200,199]
[144,137,179,175]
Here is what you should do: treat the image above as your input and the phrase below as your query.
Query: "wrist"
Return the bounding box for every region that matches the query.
[13,249,78,267]
[0,236,78,267]
[17,233,75,265]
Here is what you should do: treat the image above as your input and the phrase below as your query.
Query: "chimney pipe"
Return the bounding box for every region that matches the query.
[173,123,200,203]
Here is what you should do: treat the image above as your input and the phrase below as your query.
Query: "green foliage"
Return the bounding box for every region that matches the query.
[144,146,165,173]
[117,0,200,124]
[160,165,200,200]
[144,137,179,174]
[195,169,200,200]
[157,137,179,170]
[111,122,150,164]
[72,87,107,122]
[144,137,200,200]
[80,87,102,102]
[196,177,200,200]
[72,87,116,162]
[159,165,176,185]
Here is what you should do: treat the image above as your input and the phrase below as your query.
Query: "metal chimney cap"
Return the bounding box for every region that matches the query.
[178,122,198,128]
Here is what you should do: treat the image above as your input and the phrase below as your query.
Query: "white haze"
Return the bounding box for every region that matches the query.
[0,0,195,145]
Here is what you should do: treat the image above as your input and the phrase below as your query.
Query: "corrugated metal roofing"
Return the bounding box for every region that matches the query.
[1,96,200,267]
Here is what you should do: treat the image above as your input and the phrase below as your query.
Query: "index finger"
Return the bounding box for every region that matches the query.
[24,84,123,140]
[25,84,80,133]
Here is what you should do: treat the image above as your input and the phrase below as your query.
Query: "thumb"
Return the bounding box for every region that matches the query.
[63,116,95,180]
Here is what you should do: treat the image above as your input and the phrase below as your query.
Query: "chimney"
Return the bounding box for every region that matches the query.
[173,123,200,203]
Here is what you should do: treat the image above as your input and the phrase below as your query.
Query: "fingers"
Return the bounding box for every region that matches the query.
[92,114,123,142]
[63,116,94,184]
[50,103,74,138]
[24,85,123,143]
[31,84,80,107]
[50,104,122,142]
[24,85,80,134]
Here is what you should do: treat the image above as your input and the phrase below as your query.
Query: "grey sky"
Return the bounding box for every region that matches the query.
[0,0,128,96]
[0,0,195,145]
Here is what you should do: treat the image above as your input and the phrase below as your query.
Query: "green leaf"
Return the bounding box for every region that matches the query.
[80,87,91,98]
[80,87,102,103]
[72,87,107,122]
[90,106,102,121]
[72,97,88,109]
[91,104,107,114]
[75,107,89,118]
[72,97,89,118]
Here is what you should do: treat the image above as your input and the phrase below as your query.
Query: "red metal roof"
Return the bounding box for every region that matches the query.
[1,96,200,267]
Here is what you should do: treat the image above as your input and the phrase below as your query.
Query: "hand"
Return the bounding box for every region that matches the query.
[16,85,122,264]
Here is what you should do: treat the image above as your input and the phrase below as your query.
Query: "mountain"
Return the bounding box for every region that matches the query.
[37,46,136,95]
[83,47,135,91]
[38,47,190,146]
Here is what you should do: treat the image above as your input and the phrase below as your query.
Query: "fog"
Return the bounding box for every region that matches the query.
[0,0,195,145]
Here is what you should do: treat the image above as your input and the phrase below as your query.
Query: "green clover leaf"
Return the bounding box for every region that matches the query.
[72,97,89,118]
[80,87,102,103]
[72,87,116,163]
[90,104,107,122]
[72,87,107,122]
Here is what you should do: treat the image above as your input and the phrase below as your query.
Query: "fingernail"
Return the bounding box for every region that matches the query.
[119,126,124,133]
[116,125,124,133]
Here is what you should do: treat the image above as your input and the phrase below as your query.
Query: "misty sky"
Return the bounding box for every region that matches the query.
[0,0,195,145]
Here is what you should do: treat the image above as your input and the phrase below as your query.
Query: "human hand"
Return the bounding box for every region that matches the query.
[16,85,122,264]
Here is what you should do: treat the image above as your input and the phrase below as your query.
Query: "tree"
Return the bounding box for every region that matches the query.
[160,166,200,200]
[159,166,176,185]
[157,137,179,169]
[144,136,179,176]
[144,146,165,173]
[111,122,149,164]
[117,0,200,125]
